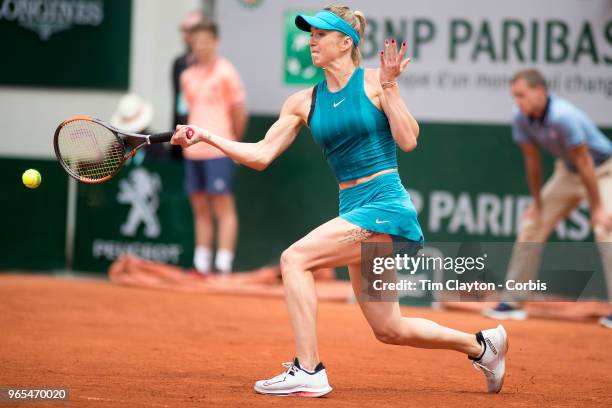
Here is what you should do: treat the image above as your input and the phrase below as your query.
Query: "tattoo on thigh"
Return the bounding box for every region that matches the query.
[340,227,380,243]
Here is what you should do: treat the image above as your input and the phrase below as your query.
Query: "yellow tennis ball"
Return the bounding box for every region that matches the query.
[22,169,42,189]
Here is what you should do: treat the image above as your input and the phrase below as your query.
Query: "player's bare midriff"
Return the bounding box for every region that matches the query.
[338,168,398,190]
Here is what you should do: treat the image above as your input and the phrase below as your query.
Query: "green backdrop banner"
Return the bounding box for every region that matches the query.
[0,0,132,89]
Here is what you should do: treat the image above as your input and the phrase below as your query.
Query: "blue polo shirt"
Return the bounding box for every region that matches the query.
[512,95,612,172]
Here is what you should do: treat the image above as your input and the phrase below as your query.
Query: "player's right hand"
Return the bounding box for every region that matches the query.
[171,125,199,148]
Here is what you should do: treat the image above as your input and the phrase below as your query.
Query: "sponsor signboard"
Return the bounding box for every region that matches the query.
[0,0,132,89]
[219,0,612,126]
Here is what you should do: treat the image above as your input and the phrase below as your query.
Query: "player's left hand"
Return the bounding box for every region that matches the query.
[379,38,410,84]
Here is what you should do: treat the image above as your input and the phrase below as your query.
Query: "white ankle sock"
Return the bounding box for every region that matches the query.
[215,249,234,274]
[194,246,212,273]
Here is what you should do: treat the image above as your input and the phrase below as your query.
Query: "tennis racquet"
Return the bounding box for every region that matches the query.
[53,116,193,183]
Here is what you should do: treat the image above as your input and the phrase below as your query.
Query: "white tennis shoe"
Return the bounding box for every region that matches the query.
[470,324,509,393]
[254,358,333,397]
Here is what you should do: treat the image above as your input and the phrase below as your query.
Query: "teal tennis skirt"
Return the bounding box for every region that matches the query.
[339,172,423,243]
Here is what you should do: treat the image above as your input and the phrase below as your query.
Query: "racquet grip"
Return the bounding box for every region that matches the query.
[148,132,174,143]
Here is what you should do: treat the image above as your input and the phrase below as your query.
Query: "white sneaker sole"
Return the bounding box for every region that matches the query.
[254,384,333,398]
[483,309,527,321]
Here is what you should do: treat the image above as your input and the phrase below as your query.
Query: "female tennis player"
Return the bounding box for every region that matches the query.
[172,4,508,397]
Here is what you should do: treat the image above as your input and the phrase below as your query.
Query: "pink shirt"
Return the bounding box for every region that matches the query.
[180,57,246,160]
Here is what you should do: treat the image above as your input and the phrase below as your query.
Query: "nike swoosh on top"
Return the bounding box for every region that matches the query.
[375,219,390,224]
[333,98,345,108]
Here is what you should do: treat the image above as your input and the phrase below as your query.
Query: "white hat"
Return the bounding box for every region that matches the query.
[110,94,154,133]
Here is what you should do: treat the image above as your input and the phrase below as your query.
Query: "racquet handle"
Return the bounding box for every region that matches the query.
[186,127,194,139]
[148,132,174,143]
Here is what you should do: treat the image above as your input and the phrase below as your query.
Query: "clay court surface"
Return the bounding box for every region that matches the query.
[1,273,610,407]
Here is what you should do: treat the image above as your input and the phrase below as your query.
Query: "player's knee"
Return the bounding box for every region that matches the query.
[280,247,306,275]
[372,323,403,345]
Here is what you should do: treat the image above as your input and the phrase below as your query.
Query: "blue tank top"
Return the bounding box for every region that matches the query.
[308,67,398,183]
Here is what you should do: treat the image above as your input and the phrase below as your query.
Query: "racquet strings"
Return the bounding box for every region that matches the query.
[57,120,124,181]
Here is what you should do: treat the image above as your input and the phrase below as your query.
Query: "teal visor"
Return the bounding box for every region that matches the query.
[295,10,360,46]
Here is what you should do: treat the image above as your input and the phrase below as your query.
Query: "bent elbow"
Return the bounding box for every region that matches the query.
[396,123,419,152]
[251,153,272,171]
[398,137,417,152]
[245,157,267,171]
[253,160,269,171]
[249,143,270,171]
